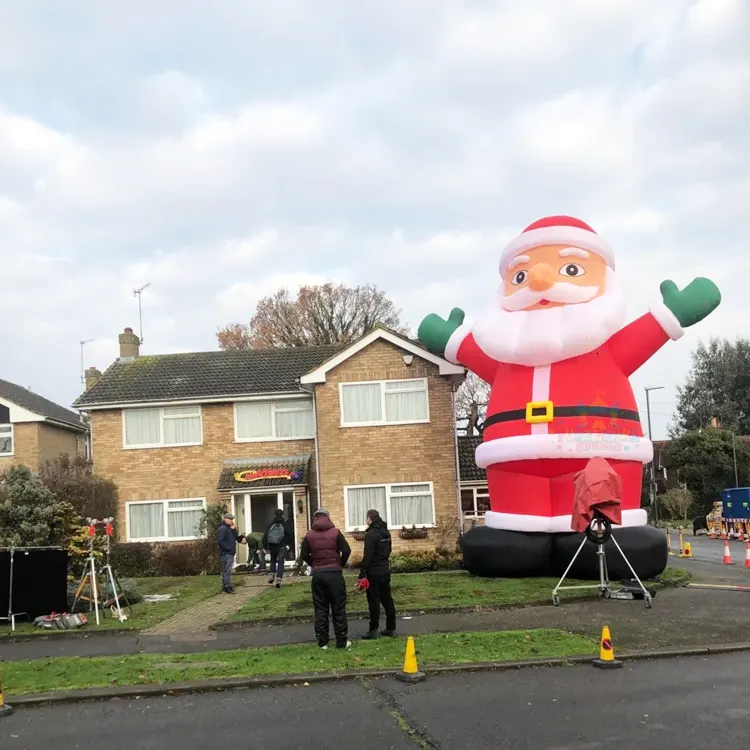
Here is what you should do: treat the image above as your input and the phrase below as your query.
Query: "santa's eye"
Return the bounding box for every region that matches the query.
[511,270,527,285]
[560,263,586,278]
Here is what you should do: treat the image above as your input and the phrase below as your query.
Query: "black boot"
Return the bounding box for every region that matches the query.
[461,526,555,577]
[361,630,379,640]
[551,525,668,581]
[380,629,396,637]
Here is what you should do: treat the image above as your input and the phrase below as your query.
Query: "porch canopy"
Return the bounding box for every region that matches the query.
[217,455,311,491]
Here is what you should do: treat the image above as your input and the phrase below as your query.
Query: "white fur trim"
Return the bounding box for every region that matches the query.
[500,226,614,278]
[530,366,551,436]
[443,317,474,364]
[476,433,653,466]
[649,302,684,341]
[484,508,647,533]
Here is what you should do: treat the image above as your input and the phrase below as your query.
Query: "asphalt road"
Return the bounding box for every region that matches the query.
[667,533,750,583]
[3,652,750,749]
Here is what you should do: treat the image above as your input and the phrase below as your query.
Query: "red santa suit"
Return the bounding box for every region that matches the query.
[444,216,685,534]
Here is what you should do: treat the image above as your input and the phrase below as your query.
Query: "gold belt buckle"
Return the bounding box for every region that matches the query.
[526,400,554,424]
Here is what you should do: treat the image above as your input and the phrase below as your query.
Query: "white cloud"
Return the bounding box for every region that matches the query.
[0,0,747,441]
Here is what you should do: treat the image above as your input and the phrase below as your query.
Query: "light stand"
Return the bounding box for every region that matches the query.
[72,520,101,625]
[552,512,653,609]
[0,547,28,631]
[100,518,131,621]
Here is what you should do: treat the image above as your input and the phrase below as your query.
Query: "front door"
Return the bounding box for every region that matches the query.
[249,491,297,563]
[233,494,250,565]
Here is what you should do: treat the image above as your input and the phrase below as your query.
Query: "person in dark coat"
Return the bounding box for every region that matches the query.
[358,509,396,639]
[299,508,352,649]
[262,508,295,588]
[217,513,246,594]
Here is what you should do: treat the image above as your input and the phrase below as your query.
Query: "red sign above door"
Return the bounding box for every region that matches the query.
[234,468,303,483]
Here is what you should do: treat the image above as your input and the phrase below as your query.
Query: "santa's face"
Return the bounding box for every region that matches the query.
[472,243,627,367]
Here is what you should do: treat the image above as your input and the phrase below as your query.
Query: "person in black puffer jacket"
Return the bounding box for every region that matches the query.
[358,509,396,639]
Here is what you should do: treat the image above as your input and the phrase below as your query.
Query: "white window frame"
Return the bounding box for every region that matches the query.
[0,424,13,457]
[344,481,436,531]
[125,497,207,542]
[339,378,430,428]
[233,398,314,442]
[461,485,489,518]
[121,406,203,449]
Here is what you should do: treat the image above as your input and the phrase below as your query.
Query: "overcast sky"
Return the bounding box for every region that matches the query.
[2,0,747,440]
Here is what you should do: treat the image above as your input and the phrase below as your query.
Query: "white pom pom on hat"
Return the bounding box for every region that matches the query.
[499,215,615,279]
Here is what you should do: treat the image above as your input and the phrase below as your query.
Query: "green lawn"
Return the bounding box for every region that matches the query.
[0,575,238,637]
[1,629,596,696]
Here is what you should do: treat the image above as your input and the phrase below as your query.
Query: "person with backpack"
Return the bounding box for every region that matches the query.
[262,508,294,588]
[300,508,352,649]
[357,508,396,639]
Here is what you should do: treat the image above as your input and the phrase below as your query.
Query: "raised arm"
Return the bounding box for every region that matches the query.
[418,308,499,384]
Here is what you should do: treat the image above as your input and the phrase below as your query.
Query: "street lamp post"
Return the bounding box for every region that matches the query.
[645,386,665,525]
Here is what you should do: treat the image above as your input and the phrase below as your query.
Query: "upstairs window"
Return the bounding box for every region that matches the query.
[235,399,314,441]
[461,487,490,517]
[123,406,202,448]
[0,424,12,456]
[345,482,435,530]
[340,378,429,427]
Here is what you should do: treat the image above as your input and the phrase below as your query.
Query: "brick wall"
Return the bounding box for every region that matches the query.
[89,402,315,548]
[38,423,85,465]
[0,422,40,472]
[314,338,461,556]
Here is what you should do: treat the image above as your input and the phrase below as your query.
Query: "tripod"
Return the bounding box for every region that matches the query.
[552,512,653,609]
[99,520,131,621]
[73,523,101,624]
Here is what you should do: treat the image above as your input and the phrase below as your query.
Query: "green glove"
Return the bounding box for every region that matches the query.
[660,278,721,328]
[418,307,465,356]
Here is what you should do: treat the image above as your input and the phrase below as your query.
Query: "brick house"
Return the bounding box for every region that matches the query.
[0,378,88,472]
[73,327,466,564]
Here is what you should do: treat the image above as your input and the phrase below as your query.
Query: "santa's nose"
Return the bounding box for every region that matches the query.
[528,263,556,292]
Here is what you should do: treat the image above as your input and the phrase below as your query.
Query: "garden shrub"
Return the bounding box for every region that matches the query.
[390,548,463,573]
[110,540,219,577]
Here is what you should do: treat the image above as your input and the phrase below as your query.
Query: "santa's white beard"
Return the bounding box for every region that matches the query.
[472,268,627,367]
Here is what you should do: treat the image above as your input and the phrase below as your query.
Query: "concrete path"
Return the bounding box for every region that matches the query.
[4,652,749,749]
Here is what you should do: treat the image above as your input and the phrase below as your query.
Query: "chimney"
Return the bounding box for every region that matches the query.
[118,327,141,360]
[85,367,102,390]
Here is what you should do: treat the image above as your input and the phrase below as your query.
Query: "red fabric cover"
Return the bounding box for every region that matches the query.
[571,457,623,532]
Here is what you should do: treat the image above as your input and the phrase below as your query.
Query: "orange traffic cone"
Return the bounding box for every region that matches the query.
[709,524,718,540]
[723,539,735,565]
[744,539,750,569]
[0,672,13,718]
[721,525,727,541]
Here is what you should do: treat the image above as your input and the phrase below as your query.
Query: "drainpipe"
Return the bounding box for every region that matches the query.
[299,379,321,533]
[451,378,465,536]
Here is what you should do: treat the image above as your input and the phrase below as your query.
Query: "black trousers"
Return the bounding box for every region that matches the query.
[366,573,396,632]
[311,571,348,646]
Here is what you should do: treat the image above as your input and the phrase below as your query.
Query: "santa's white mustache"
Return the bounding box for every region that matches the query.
[501,281,598,312]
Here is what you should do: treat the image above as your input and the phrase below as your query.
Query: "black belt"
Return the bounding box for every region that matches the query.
[484,404,641,429]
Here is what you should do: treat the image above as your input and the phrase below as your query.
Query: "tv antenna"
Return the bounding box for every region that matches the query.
[79,339,94,384]
[133,283,150,344]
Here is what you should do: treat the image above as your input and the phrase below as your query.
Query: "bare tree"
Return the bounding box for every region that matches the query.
[455,372,490,436]
[217,283,409,349]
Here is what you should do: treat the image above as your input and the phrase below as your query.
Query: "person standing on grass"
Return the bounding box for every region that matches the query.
[358,509,397,639]
[262,508,294,588]
[217,513,245,594]
[299,508,352,650]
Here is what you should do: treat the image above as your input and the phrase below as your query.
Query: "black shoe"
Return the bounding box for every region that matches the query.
[380,629,396,637]
[361,630,379,640]
[552,525,668,580]
[336,641,352,649]
[461,526,555,577]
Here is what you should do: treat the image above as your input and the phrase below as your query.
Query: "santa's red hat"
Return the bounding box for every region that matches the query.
[499,215,615,279]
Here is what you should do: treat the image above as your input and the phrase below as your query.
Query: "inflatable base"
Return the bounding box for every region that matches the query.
[461,524,668,581]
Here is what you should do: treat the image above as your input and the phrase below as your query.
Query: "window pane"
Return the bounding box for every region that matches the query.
[476,493,490,513]
[392,484,431,494]
[341,383,382,424]
[0,431,11,455]
[236,402,273,439]
[385,389,428,422]
[347,486,387,528]
[167,500,203,510]
[385,380,424,391]
[163,414,201,444]
[128,502,164,539]
[163,406,200,417]
[391,492,434,526]
[461,489,475,513]
[124,409,161,446]
[168,509,203,538]
[275,404,314,437]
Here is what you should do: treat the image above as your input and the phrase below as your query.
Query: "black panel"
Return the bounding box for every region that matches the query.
[0,548,69,620]
[0,404,9,423]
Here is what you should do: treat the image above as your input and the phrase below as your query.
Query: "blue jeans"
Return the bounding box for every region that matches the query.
[221,553,234,591]
[268,545,286,579]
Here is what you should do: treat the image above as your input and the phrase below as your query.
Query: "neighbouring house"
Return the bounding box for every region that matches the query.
[73,326,467,565]
[0,378,89,472]
[457,435,489,528]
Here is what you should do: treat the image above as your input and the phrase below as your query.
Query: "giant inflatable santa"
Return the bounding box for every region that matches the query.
[418,216,721,579]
